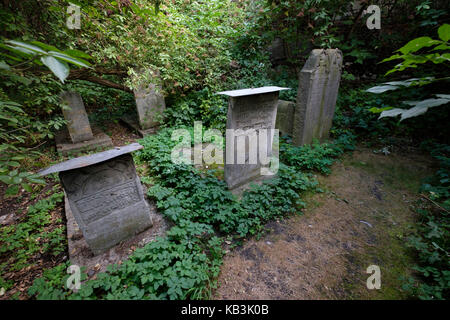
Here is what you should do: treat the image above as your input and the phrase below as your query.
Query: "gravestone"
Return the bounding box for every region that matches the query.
[292,49,343,146]
[218,86,289,190]
[121,71,165,137]
[56,91,113,155]
[275,100,295,136]
[38,143,153,255]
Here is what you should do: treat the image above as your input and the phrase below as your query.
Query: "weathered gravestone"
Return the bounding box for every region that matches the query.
[38,143,153,255]
[121,72,165,137]
[56,91,113,155]
[218,86,289,190]
[275,100,295,136]
[292,49,343,146]
[60,91,93,142]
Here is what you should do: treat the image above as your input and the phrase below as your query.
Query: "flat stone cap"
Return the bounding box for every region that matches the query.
[38,143,143,176]
[217,86,290,97]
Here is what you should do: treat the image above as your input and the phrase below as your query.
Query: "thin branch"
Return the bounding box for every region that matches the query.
[421,194,450,214]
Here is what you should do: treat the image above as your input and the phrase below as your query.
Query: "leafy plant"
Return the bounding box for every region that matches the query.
[367,24,450,121]
[1,40,92,83]
[0,40,92,196]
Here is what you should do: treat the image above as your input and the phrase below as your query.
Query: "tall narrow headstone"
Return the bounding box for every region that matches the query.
[275,100,295,136]
[60,91,94,143]
[218,86,289,190]
[38,143,153,255]
[56,91,113,155]
[122,71,166,136]
[292,49,343,146]
[134,82,166,130]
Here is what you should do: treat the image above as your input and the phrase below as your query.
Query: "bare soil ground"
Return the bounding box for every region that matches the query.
[214,147,434,300]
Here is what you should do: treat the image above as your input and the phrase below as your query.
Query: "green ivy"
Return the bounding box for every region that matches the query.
[0,191,66,275]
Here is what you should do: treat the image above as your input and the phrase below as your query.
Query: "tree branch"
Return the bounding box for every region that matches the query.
[66,68,132,93]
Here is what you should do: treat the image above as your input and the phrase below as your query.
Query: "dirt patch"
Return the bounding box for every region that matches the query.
[214,147,433,300]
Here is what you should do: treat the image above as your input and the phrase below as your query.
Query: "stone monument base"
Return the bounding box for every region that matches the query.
[65,194,169,278]
[55,126,113,156]
[120,115,158,137]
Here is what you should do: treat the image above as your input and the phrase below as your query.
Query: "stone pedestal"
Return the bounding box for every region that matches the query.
[218,86,289,190]
[292,49,343,146]
[38,143,153,255]
[57,91,112,155]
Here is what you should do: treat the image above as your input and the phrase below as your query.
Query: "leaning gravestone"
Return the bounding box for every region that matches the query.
[121,71,166,137]
[218,86,289,190]
[38,143,153,255]
[292,49,343,146]
[56,91,113,155]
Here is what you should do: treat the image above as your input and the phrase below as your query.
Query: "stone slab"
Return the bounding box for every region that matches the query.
[223,88,284,190]
[40,142,143,176]
[60,91,94,143]
[55,126,113,156]
[218,86,289,97]
[59,153,152,255]
[134,79,165,130]
[65,192,169,276]
[120,115,158,137]
[275,100,295,136]
[292,49,343,146]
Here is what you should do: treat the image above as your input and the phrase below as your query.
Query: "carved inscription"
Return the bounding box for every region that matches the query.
[75,181,140,224]
[234,101,274,132]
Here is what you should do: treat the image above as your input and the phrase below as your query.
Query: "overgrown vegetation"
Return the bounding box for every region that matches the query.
[26,126,352,300]
[0,0,449,301]
[401,142,449,300]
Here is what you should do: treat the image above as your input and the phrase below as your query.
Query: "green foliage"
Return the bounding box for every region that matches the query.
[280,133,356,175]
[381,24,449,75]
[333,87,397,139]
[0,191,65,274]
[1,40,92,83]
[27,262,72,300]
[254,0,353,51]
[66,80,136,125]
[28,0,245,94]
[137,128,319,237]
[401,142,450,300]
[29,225,222,300]
[0,39,92,196]
[420,143,450,210]
[164,88,228,131]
